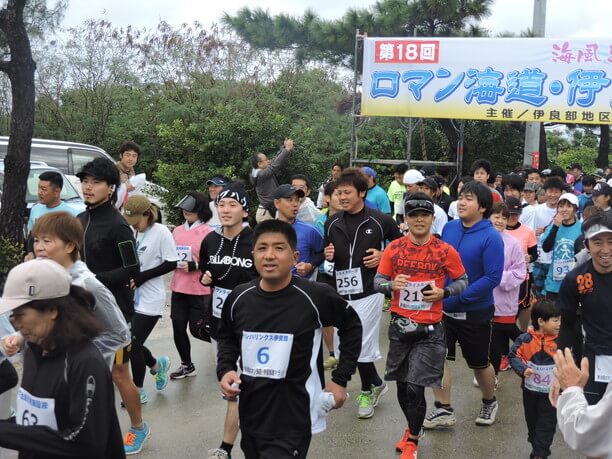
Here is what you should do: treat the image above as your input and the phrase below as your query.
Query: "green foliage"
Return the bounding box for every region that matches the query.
[555,147,598,174]
[223,0,493,67]
[0,237,23,291]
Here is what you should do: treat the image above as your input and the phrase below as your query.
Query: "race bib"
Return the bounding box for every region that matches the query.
[323,260,335,276]
[335,268,363,295]
[595,355,612,383]
[552,259,573,281]
[16,387,58,429]
[242,331,293,379]
[524,363,554,393]
[399,281,435,311]
[176,245,192,262]
[212,287,232,319]
[443,311,466,320]
[537,241,552,264]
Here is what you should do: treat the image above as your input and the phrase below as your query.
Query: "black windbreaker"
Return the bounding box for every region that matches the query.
[78,201,139,318]
[324,206,402,300]
[0,342,124,458]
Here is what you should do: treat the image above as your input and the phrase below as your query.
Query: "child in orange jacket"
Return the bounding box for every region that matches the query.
[509,300,560,459]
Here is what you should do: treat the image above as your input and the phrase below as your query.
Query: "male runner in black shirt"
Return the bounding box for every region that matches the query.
[217,220,362,459]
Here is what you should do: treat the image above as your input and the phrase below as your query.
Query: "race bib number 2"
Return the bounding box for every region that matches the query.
[212,287,232,319]
[16,387,58,429]
[176,245,192,262]
[242,331,293,379]
[335,267,363,295]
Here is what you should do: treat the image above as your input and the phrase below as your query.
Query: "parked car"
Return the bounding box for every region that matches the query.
[0,161,86,225]
[0,137,166,222]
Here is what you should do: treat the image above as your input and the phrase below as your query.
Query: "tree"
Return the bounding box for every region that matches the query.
[0,0,38,243]
[223,0,494,163]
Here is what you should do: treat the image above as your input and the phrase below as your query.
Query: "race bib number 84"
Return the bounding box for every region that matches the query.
[242,331,293,379]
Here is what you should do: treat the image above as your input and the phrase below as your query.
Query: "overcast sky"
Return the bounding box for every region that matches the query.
[61,0,611,38]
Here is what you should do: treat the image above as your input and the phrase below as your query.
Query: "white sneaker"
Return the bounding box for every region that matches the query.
[475,400,498,425]
[422,405,456,429]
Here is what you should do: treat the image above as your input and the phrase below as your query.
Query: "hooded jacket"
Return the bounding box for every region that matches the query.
[69,261,131,362]
[78,200,139,319]
[493,231,527,318]
[441,218,504,321]
[509,327,559,388]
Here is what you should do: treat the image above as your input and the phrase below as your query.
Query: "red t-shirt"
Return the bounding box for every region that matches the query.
[378,236,465,324]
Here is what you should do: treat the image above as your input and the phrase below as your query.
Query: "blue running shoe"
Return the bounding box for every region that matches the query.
[124,422,151,455]
[154,356,170,391]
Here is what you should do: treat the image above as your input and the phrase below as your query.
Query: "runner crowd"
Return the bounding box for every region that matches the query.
[0,138,611,459]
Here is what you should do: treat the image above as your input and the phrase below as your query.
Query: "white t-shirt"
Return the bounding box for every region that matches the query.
[448,200,458,219]
[432,204,448,236]
[520,203,557,264]
[135,223,178,316]
[208,201,221,232]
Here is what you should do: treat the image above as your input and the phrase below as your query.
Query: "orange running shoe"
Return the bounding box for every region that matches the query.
[400,440,418,459]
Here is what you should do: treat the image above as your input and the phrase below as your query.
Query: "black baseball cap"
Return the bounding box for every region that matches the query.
[505,197,522,214]
[404,197,435,216]
[567,163,582,170]
[416,177,439,191]
[273,184,305,199]
[76,157,120,186]
[592,182,612,197]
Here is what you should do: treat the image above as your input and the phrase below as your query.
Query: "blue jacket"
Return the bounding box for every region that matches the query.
[441,218,504,320]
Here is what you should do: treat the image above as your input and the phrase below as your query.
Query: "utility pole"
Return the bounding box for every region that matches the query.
[523,0,546,167]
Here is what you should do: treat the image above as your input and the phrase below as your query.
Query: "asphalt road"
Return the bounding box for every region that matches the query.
[125,303,581,459]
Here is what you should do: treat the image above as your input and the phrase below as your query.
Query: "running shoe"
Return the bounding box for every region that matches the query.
[120,389,147,409]
[395,428,411,452]
[170,363,197,380]
[400,440,418,459]
[422,405,456,429]
[207,448,230,459]
[499,355,510,372]
[124,422,151,455]
[154,356,170,391]
[356,391,374,419]
[475,400,498,425]
[371,382,388,407]
[323,356,338,370]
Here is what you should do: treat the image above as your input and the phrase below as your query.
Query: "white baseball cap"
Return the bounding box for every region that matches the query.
[558,192,579,207]
[0,259,72,315]
[584,224,612,240]
[403,169,425,185]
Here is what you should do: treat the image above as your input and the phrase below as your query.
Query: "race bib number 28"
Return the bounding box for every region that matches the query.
[242,331,293,379]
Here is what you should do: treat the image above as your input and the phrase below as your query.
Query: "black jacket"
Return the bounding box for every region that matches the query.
[0,342,124,459]
[78,201,139,318]
[324,206,402,300]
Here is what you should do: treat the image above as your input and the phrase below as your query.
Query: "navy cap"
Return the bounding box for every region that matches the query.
[207,176,229,186]
[273,184,306,199]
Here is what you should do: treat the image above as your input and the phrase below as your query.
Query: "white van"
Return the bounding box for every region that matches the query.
[0,137,166,222]
[0,137,113,175]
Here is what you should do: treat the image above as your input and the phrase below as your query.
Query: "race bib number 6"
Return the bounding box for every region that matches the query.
[242,331,293,379]
[335,267,363,295]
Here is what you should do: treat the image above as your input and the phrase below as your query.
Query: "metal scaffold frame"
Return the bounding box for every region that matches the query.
[349,30,464,188]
